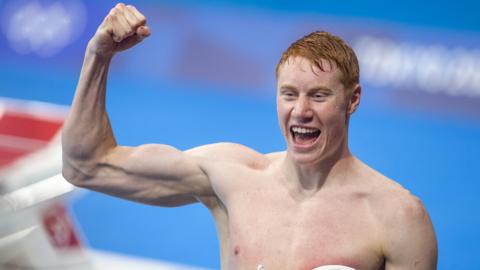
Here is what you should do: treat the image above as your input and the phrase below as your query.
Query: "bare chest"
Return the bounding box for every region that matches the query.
[221,187,384,270]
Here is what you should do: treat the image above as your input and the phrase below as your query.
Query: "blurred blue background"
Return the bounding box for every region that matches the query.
[1,0,479,269]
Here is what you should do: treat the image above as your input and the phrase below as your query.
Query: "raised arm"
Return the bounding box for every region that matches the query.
[62,4,212,206]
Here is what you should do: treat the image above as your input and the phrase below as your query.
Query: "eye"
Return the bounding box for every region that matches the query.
[312,93,327,101]
[281,90,297,100]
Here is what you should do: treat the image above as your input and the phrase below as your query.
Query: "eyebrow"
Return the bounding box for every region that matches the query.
[278,84,297,91]
[279,84,333,94]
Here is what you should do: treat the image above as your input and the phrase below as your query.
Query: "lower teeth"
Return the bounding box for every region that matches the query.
[294,132,319,141]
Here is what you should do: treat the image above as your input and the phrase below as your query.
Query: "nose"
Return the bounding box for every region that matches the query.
[292,96,313,121]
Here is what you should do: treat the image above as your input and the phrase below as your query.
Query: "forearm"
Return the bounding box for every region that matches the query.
[62,47,116,168]
[62,3,159,189]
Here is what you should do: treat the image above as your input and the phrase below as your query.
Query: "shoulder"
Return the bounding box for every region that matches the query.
[379,188,437,267]
[185,142,271,170]
[185,143,277,210]
[359,164,437,266]
[376,184,429,230]
[365,173,427,229]
[380,186,434,245]
[352,159,432,236]
[359,167,426,227]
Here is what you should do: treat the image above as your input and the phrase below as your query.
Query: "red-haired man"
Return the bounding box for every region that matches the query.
[63,4,437,270]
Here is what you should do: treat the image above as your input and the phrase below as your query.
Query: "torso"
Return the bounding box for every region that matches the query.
[199,149,408,270]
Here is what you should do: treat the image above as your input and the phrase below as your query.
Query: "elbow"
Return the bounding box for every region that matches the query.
[62,164,84,188]
[61,160,94,188]
[61,145,109,188]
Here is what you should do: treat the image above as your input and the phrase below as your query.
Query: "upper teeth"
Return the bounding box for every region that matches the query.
[292,127,318,134]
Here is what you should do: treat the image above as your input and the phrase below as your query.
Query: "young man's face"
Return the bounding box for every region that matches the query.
[276,56,353,165]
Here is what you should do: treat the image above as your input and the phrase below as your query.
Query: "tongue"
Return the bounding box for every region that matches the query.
[294,132,319,145]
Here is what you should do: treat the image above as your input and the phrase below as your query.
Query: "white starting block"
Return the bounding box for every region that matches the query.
[0,98,206,270]
[0,97,94,269]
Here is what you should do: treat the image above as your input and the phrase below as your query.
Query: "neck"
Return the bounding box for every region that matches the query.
[282,141,355,197]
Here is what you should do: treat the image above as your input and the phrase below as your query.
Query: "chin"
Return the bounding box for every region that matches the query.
[287,148,324,166]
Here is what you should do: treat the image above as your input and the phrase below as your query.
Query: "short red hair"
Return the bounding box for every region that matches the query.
[276,31,360,92]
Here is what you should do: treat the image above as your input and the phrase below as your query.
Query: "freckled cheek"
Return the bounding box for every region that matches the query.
[315,106,337,122]
[317,109,347,136]
[317,100,346,118]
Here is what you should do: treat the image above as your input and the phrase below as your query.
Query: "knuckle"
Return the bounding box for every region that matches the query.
[127,4,138,12]
[115,3,125,9]
[133,18,146,27]
[130,20,140,28]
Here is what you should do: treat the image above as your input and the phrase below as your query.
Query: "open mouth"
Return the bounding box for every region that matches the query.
[290,126,321,146]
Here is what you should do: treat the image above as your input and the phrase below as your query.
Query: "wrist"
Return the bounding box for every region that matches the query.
[86,39,115,61]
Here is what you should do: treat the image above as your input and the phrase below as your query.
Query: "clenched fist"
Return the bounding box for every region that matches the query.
[88,3,150,58]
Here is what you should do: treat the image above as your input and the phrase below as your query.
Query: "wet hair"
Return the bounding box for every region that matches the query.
[276,31,360,93]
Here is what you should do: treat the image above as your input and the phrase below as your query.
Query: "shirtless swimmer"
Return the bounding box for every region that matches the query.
[62,3,438,270]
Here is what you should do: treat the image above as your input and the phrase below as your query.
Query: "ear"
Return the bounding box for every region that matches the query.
[347,84,361,115]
